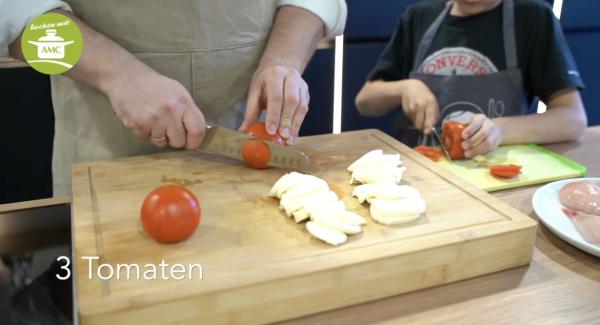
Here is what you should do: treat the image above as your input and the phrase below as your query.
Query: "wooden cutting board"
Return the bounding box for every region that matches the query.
[72,129,536,325]
[437,144,586,192]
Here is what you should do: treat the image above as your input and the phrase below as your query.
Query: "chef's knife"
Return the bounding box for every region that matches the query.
[199,124,309,168]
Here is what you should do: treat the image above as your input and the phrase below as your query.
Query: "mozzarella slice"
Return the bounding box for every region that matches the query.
[333,209,367,226]
[303,200,345,215]
[306,221,347,246]
[292,208,310,223]
[370,213,421,225]
[280,188,337,210]
[293,200,348,224]
[311,210,362,234]
[269,172,303,197]
[347,149,383,172]
[280,181,330,202]
[281,190,339,217]
[352,184,421,204]
[348,154,401,172]
[305,204,366,226]
[301,174,330,186]
[268,172,291,197]
[370,198,426,224]
[277,174,328,198]
[351,166,407,185]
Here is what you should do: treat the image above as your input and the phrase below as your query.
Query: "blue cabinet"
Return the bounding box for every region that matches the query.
[345,0,420,41]
[562,0,600,126]
[342,43,396,135]
[341,0,422,136]
[561,0,598,32]
[300,49,335,136]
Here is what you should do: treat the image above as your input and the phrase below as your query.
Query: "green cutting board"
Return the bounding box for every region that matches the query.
[437,144,586,192]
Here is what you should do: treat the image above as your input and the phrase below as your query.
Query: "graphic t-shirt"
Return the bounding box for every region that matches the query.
[368,0,584,107]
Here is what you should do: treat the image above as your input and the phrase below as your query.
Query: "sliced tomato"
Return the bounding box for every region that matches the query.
[241,139,271,169]
[489,164,522,179]
[243,122,285,145]
[442,121,466,160]
[415,146,443,162]
[141,185,201,244]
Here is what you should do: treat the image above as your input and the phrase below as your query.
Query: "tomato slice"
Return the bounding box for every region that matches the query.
[241,139,271,169]
[489,164,522,179]
[141,185,201,244]
[442,121,466,160]
[243,122,285,145]
[415,146,443,162]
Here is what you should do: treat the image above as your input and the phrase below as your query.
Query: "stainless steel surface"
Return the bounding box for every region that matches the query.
[200,124,309,169]
[264,141,310,169]
[200,124,249,161]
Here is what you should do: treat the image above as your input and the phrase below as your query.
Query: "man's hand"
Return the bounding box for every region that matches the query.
[106,69,206,149]
[400,79,439,135]
[239,5,325,145]
[241,65,309,145]
[461,114,503,158]
[9,10,207,150]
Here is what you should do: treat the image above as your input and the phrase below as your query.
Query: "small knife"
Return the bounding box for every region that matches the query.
[199,124,309,169]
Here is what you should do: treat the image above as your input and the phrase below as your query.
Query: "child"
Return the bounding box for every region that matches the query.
[355,0,587,158]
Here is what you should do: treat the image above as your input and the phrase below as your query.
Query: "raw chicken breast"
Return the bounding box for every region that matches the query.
[559,181,600,216]
[559,181,600,245]
[562,208,600,245]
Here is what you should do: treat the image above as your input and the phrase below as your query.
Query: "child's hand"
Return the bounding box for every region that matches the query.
[461,114,503,158]
[401,79,439,135]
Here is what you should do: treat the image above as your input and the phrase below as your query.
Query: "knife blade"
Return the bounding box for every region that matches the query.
[431,127,452,161]
[199,124,309,169]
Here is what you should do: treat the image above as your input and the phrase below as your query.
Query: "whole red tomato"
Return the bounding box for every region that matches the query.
[241,122,285,169]
[141,185,201,243]
[442,121,466,160]
[241,139,271,169]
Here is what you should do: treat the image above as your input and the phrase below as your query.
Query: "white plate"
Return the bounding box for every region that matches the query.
[532,177,600,257]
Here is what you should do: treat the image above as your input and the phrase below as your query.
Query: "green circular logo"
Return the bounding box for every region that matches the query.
[21,13,83,75]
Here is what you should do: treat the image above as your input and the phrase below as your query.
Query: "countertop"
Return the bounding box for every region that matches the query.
[283,126,600,325]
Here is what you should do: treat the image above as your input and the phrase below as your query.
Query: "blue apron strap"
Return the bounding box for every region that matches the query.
[502,0,518,69]
[413,1,451,68]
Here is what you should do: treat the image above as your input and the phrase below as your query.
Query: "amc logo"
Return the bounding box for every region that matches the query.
[28,29,74,60]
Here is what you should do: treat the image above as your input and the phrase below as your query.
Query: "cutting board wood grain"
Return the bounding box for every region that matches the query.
[438,144,586,192]
[72,129,536,325]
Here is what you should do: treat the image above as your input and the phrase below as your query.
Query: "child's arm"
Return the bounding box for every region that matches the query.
[461,88,587,158]
[356,79,440,135]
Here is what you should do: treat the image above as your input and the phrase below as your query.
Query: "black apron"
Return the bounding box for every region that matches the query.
[398,0,528,146]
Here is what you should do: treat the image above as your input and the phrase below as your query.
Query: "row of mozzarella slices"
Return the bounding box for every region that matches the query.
[348,149,426,225]
[269,172,366,245]
[268,150,427,246]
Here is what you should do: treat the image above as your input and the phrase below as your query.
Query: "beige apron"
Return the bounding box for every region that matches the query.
[50,0,278,195]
